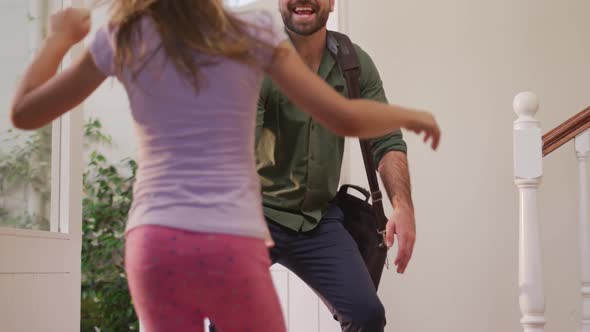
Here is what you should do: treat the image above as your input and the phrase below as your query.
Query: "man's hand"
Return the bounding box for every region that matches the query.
[385,204,416,274]
[377,151,415,274]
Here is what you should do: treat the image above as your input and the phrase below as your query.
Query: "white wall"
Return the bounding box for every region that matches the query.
[343,1,588,331]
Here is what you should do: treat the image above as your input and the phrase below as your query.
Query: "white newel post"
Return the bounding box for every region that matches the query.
[576,129,590,332]
[513,92,546,332]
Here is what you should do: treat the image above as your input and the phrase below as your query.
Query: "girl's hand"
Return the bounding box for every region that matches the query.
[48,7,91,48]
[404,111,441,150]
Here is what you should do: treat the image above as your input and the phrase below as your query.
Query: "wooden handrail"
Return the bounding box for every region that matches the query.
[543,107,590,157]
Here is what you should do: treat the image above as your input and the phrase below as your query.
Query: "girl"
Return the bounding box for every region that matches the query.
[10,1,440,331]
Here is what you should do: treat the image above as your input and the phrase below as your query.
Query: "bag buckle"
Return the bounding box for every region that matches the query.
[377,229,390,270]
[371,190,383,203]
[377,229,387,248]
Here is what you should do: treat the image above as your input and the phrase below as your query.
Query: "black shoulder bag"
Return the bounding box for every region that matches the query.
[328,31,389,290]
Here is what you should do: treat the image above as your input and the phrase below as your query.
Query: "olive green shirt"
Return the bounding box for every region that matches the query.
[255,33,407,232]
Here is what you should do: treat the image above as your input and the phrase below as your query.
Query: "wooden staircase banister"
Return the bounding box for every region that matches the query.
[543,107,590,157]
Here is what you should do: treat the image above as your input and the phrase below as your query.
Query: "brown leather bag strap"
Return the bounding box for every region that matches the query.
[329,31,388,228]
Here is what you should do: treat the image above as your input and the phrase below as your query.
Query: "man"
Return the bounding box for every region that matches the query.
[259,0,417,329]
[213,0,416,331]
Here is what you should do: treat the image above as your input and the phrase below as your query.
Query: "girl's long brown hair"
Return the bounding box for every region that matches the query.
[104,0,272,89]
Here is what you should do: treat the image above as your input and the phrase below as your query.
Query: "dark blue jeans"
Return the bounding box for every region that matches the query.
[210,205,386,332]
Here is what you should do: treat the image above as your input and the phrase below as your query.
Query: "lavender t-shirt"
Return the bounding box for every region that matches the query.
[88,11,287,239]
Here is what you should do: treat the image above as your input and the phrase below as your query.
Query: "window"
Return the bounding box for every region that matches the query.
[0,0,61,232]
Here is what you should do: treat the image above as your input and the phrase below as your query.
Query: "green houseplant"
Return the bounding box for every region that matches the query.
[81,119,139,331]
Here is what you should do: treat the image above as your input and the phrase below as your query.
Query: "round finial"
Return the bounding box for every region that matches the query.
[513,92,539,118]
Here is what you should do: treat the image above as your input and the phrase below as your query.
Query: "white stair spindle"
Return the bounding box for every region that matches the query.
[513,92,546,332]
[576,129,590,332]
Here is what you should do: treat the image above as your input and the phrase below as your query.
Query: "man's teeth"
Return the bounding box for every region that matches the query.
[295,7,314,13]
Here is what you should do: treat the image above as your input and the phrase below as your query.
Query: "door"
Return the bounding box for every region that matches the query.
[0,0,84,331]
